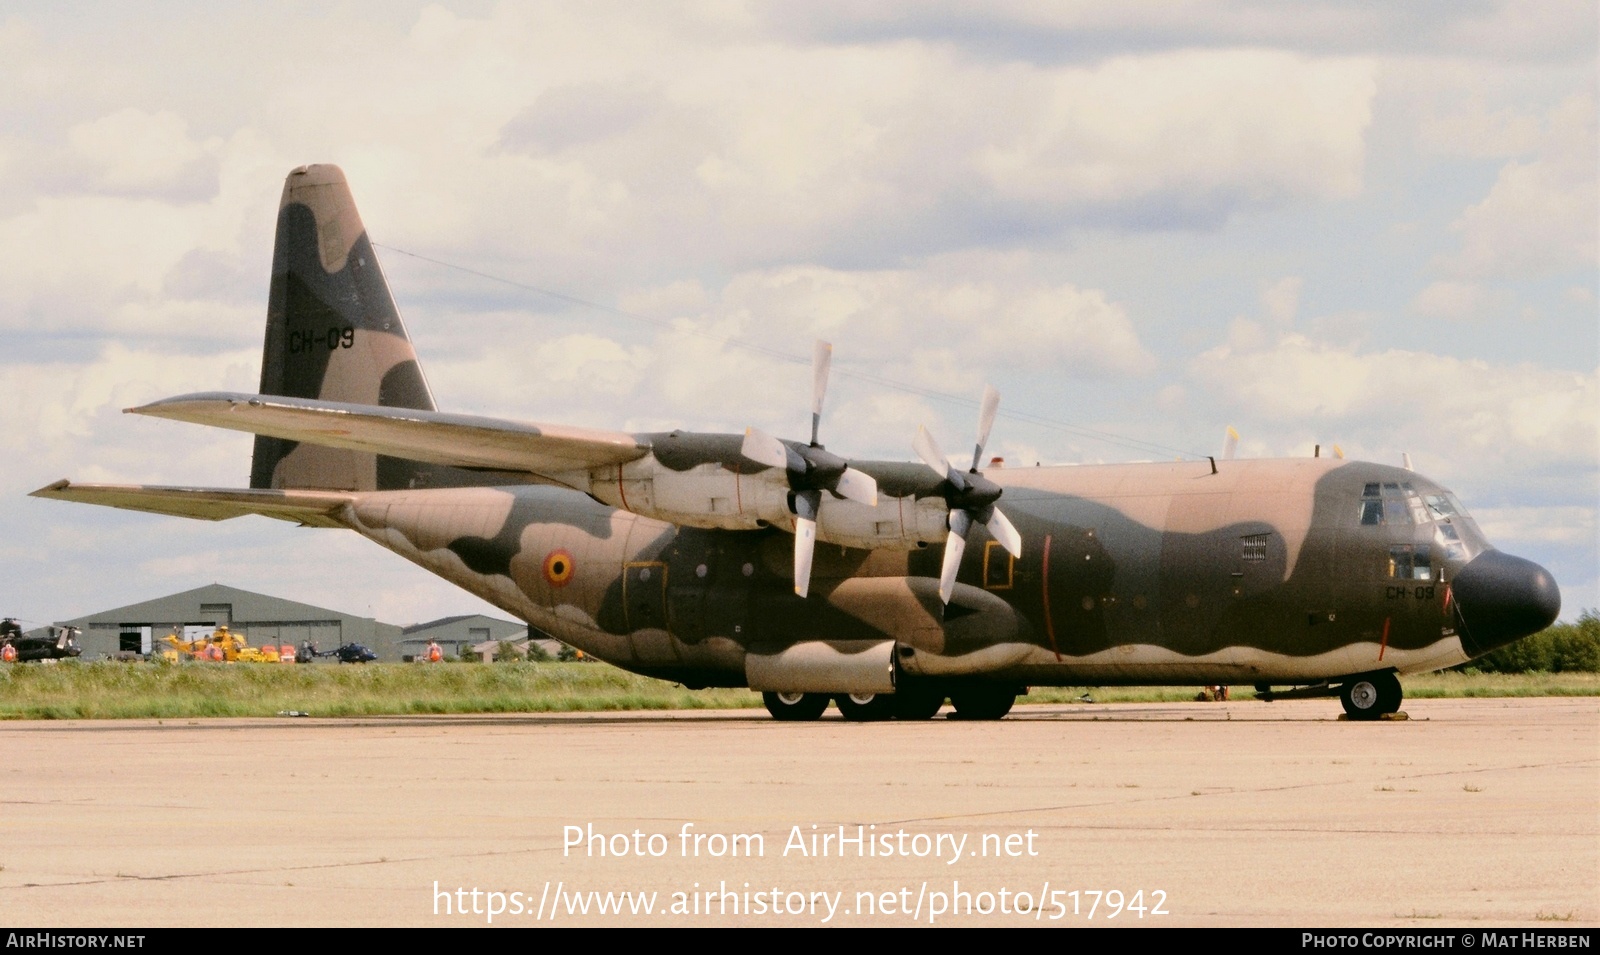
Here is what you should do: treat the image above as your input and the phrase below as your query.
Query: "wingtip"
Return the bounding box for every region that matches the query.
[30,479,72,497]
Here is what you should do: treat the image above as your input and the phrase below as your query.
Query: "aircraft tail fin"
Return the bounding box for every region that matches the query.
[250,164,437,492]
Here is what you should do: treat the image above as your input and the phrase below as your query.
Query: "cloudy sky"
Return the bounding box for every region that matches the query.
[3,1,1595,630]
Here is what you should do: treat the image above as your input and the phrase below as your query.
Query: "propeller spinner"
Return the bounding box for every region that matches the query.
[741,341,878,597]
[914,385,1022,604]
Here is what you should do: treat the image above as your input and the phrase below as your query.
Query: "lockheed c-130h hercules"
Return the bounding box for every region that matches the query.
[34,165,1562,721]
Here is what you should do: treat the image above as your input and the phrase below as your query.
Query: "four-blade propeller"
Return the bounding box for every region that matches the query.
[913,384,1022,604]
[740,341,878,597]
[742,343,1020,605]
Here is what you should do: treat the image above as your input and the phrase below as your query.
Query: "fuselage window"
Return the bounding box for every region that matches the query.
[1412,543,1432,580]
[1388,544,1433,580]
[1240,533,1268,562]
[1388,544,1413,579]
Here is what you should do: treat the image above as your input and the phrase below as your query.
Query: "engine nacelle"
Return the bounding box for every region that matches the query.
[584,458,950,549]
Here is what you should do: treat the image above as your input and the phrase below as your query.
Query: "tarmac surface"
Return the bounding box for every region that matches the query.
[1,697,1596,928]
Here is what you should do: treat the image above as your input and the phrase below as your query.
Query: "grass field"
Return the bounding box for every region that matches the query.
[1,660,1595,720]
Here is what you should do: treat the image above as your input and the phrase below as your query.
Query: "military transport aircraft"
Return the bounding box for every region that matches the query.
[34,165,1561,721]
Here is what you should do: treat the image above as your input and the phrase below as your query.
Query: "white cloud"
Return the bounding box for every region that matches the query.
[640,265,1160,406]
[1474,506,1597,549]
[1191,334,1598,480]
[1443,93,1598,279]
[1260,276,1303,325]
[0,342,259,492]
[1411,280,1507,321]
[1418,99,1544,159]
[67,108,215,196]
[979,51,1375,212]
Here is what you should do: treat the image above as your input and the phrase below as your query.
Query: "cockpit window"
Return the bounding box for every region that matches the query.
[1434,522,1464,561]
[1358,482,1414,525]
[1356,479,1433,524]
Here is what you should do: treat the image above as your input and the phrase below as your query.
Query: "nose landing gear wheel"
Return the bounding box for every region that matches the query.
[1339,671,1402,720]
[762,691,830,721]
[835,692,897,721]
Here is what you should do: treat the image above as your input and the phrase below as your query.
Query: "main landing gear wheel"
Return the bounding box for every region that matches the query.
[1339,671,1402,720]
[949,684,1016,720]
[762,691,830,722]
[835,692,897,722]
[892,685,946,720]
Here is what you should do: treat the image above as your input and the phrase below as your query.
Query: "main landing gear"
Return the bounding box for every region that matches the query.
[761,691,831,721]
[761,683,1020,722]
[1338,671,1403,720]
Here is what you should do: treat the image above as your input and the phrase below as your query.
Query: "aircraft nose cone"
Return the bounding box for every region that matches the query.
[1453,550,1561,657]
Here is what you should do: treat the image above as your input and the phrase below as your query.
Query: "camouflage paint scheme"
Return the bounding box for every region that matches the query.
[34,166,1561,718]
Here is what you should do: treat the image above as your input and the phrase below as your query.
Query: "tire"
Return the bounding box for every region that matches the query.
[949,684,1016,720]
[835,692,897,722]
[1340,671,1402,720]
[762,691,830,722]
[893,684,946,720]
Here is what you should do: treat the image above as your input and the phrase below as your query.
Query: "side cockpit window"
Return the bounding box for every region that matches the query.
[1388,543,1432,580]
[1435,522,1465,561]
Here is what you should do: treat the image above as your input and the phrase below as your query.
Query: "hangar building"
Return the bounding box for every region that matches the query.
[400,614,528,661]
[54,583,405,661]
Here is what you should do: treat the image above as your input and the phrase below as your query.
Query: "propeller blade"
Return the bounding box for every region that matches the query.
[792,489,821,597]
[741,427,790,470]
[938,510,972,604]
[972,385,1000,471]
[810,340,832,446]
[833,467,879,507]
[793,517,817,597]
[986,507,1022,559]
[1221,426,1239,461]
[914,425,953,480]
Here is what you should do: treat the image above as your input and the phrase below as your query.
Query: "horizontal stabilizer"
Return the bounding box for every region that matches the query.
[130,392,650,483]
[30,481,356,527]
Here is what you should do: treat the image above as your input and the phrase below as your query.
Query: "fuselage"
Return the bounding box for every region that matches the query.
[338,454,1552,689]
[34,164,1565,721]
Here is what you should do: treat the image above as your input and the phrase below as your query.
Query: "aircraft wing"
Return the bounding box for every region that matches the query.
[128,392,650,481]
[30,481,356,527]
